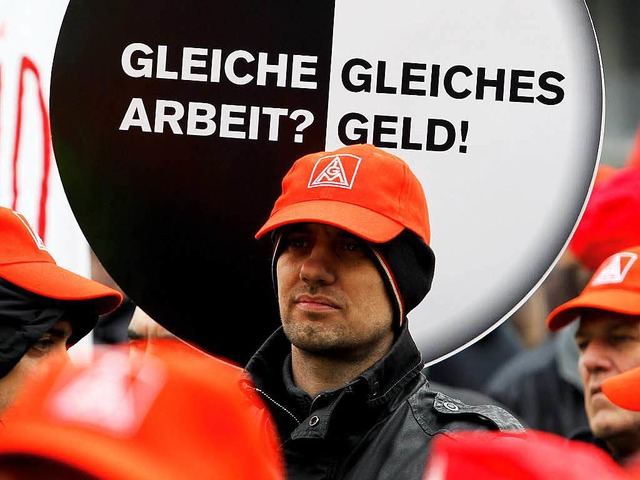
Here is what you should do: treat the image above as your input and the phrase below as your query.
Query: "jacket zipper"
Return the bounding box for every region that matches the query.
[255,387,301,426]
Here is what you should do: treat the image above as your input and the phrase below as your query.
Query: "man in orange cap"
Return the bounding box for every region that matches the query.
[0,206,123,416]
[547,245,640,464]
[245,144,523,480]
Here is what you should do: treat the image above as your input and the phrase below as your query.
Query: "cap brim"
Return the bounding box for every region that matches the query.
[255,200,404,243]
[602,366,640,411]
[0,422,184,480]
[546,288,640,331]
[0,263,122,315]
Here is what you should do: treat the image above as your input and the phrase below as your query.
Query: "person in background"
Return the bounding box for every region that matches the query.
[546,245,640,464]
[127,306,177,342]
[485,163,640,436]
[423,155,628,399]
[126,306,203,356]
[244,143,523,480]
[484,250,589,436]
[0,339,285,480]
[0,206,122,416]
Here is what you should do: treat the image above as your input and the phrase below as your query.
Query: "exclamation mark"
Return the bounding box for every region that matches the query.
[459,120,469,153]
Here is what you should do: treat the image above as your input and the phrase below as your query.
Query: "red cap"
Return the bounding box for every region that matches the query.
[602,365,640,411]
[546,245,640,331]
[568,168,640,271]
[0,206,122,314]
[423,430,628,480]
[256,144,431,245]
[0,340,285,480]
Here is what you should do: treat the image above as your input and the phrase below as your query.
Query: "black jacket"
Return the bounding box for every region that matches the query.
[245,324,525,480]
[485,327,588,437]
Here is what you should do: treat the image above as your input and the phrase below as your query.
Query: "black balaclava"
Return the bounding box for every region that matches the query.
[270,227,435,330]
[0,278,97,378]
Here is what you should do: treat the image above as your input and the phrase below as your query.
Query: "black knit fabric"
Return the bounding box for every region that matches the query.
[0,278,98,377]
[370,230,435,327]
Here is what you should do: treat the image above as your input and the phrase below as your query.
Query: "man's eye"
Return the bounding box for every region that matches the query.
[344,242,364,252]
[610,335,635,344]
[285,236,308,249]
[30,338,56,356]
[575,339,588,352]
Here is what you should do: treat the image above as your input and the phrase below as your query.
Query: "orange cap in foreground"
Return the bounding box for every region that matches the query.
[423,430,629,480]
[602,365,640,412]
[256,144,431,245]
[547,245,640,331]
[0,206,122,314]
[0,340,284,480]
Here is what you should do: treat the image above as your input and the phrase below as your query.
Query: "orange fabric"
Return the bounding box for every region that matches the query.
[0,206,122,314]
[423,430,629,480]
[0,340,285,480]
[255,144,431,245]
[602,365,640,412]
[547,245,640,331]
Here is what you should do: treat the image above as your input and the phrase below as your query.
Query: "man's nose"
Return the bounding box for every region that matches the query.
[580,339,613,373]
[299,243,337,285]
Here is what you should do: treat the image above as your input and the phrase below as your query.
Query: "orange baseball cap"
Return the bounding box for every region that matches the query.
[255,144,431,245]
[546,245,640,331]
[0,340,285,480]
[0,206,122,314]
[423,430,628,480]
[601,365,640,412]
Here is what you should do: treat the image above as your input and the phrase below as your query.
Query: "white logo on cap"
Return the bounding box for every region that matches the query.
[13,211,47,251]
[47,350,167,435]
[591,252,637,286]
[308,154,361,189]
[422,451,448,480]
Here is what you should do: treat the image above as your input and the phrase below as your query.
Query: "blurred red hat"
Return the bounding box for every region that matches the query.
[569,167,640,271]
[422,430,629,480]
[0,340,284,480]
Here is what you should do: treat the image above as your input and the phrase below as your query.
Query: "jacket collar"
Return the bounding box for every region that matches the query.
[245,322,424,407]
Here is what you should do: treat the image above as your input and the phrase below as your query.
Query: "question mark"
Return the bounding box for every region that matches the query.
[290,109,314,143]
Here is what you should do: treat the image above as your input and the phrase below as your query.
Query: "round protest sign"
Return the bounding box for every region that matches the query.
[50,0,602,365]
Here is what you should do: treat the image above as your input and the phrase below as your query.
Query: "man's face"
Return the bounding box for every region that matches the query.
[276,223,394,361]
[0,320,72,415]
[575,313,640,457]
